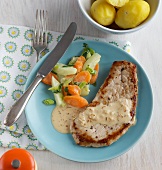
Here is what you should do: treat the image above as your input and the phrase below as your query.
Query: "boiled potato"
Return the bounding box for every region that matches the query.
[105,0,129,8]
[115,0,150,29]
[91,0,116,26]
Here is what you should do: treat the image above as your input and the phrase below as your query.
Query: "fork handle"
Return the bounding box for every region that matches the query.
[4,74,44,127]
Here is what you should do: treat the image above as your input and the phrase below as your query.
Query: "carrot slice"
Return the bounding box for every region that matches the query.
[64,95,88,108]
[90,63,99,84]
[63,85,81,96]
[78,56,86,63]
[42,72,58,86]
[74,71,91,83]
[74,56,86,72]
[74,61,82,73]
[68,85,81,95]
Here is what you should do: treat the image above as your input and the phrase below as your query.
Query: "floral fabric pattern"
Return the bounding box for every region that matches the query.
[0,24,131,150]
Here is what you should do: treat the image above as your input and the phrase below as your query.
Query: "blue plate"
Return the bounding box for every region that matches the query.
[25,40,153,162]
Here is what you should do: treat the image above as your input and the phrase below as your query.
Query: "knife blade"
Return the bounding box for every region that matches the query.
[4,22,77,126]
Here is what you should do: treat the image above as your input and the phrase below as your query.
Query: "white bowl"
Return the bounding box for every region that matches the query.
[77,0,160,34]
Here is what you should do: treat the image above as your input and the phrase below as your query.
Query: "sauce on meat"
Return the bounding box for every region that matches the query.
[78,98,135,127]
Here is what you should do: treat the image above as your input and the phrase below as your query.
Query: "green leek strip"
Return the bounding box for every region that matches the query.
[86,66,97,75]
[49,76,66,106]
[42,99,55,105]
[80,85,90,96]
[68,56,78,66]
[81,43,95,58]
[53,63,77,76]
[79,81,87,89]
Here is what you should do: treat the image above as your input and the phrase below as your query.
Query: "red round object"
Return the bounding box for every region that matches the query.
[0,148,37,170]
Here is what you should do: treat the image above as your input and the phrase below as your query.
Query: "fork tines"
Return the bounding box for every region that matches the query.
[34,9,48,45]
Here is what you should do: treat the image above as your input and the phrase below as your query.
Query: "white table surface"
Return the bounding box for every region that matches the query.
[0,0,162,170]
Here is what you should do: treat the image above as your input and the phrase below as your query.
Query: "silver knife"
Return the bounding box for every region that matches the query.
[4,22,77,126]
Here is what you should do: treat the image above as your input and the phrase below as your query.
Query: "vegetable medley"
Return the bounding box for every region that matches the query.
[42,43,101,108]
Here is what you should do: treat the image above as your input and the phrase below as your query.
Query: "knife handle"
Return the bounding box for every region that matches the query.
[3,74,44,127]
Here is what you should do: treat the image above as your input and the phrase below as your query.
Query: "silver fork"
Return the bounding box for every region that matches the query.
[32,9,48,62]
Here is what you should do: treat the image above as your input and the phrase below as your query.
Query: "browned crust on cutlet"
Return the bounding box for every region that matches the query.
[73,123,130,147]
[71,61,138,147]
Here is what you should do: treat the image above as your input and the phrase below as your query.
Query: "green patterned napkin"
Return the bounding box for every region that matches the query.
[0,24,131,150]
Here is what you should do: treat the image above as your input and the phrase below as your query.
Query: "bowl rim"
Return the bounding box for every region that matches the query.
[77,0,161,34]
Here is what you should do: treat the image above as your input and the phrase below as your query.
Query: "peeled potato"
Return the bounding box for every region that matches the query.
[115,0,150,29]
[91,0,116,26]
[105,0,129,8]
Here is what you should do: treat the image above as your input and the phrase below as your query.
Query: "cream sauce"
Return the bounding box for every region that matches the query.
[51,105,84,133]
[78,98,134,127]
